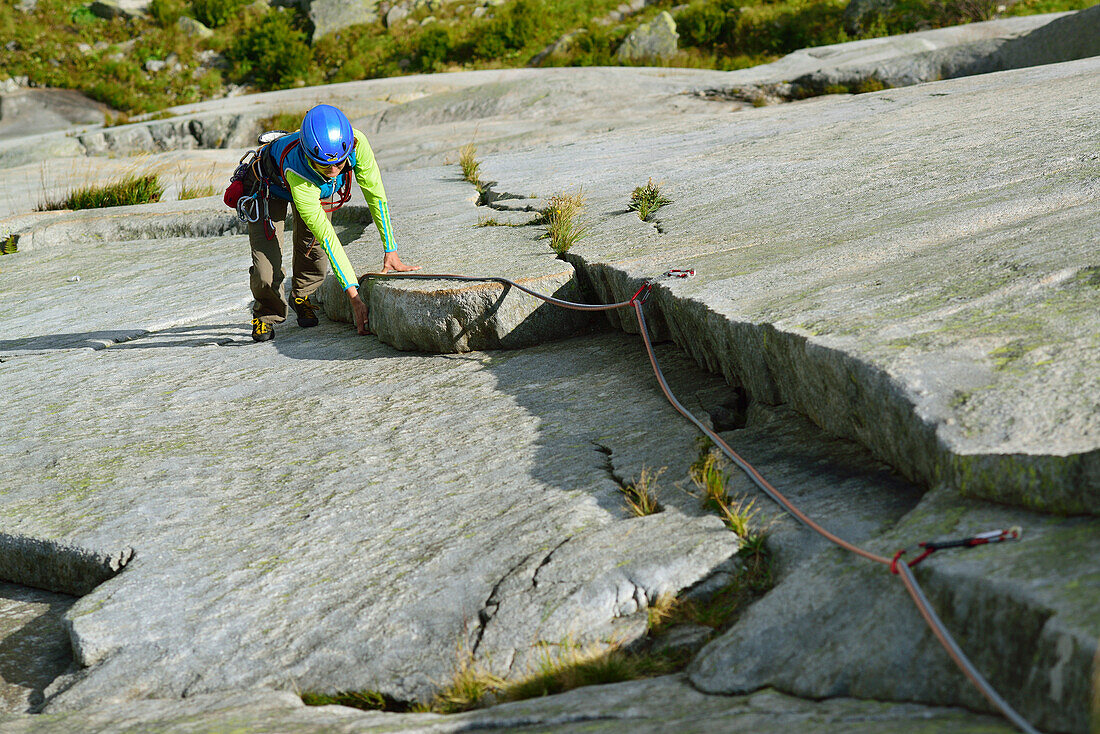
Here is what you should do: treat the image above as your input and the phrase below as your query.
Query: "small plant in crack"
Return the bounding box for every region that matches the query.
[690,448,729,513]
[426,652,504,714]
[620,466,664,517]
[1,235,17,255]
[300,689,392,711]
[538,191,588,254]
[459,143,482,189]
[628,179,671,221]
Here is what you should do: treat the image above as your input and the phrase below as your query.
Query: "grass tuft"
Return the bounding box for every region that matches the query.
[628,179,672,221]
[259,109,306,133]
[690,448,730,513]
[459,143,482,189]
[39,173,164,211]
[539,191,587,254]
[503,640,681,702]
[621,466,664,517]
[177,163,219,200]
[1,235,17,255]
[427,654,504,714]
[300,690,389,710]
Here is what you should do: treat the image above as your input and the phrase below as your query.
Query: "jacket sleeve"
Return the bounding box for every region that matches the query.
[352,129,397,253]
[285,168,359,292]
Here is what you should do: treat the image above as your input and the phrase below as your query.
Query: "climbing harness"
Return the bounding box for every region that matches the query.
[227,131,354,240]
[365,270,1036,734]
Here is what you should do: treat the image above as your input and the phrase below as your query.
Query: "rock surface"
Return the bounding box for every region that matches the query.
[0,14,1097,734]
[0,677,1016,732]
[0,584,74,714]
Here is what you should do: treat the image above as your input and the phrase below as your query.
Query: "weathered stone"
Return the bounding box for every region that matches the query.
[0,583,75,714]
[690,485,1100,733]
[176,16,214,39]
[87,0,148,19]
[385,2,409,25]
[308,0,380,40]
[0,89,111,140]
[616,11,679,61]
[0,678,1016,732]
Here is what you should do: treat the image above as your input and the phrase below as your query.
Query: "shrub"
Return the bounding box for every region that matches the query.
[473,0,544,59]
[149,0,188,26]
[226,9,313,89]
[413,25,455,71]
[190,0,247,28]
[677,0,741,47]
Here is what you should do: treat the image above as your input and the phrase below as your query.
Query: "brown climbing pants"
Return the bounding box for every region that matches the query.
[248,197,329,324]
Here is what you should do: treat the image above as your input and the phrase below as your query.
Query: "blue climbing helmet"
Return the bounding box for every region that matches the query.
[300,104,354,166]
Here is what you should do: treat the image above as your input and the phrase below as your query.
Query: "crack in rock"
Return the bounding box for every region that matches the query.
[470,552,536,657]
[531,537,571,591]
[592,442,628,490]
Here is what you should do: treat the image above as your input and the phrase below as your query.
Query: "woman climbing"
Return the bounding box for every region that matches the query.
[227,104,419,342]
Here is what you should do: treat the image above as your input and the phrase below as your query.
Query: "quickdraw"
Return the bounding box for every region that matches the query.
[665,268,695,278]
[892,527,1022,573]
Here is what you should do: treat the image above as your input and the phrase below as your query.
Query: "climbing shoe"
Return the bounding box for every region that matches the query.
[293,296,319,328]
[251,318,274,342]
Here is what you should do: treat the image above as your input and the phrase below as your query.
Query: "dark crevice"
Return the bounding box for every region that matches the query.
[705,386,750,432]
[470,552,536,657]
[531,538,570,590]
[593,442,628,490]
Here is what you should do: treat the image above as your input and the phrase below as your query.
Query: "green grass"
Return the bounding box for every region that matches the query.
[628,179,672,221]
[0,0,1091,114]
[538,191,587,255]
[299,690,390,710]
[39,173,164,210]
[1,235,17,255]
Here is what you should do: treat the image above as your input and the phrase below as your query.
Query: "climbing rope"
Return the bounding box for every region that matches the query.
[367,271,1035,734]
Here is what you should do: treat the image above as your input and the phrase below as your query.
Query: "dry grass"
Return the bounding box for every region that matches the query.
[259,109,307,132]
[621,466,664,517]
[459,143,482,188]
[539,191,588,254]
[177,163,220,200]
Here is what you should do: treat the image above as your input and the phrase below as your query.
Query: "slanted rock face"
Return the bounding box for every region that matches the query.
[616,11,679,60]
[0,20,1097,734]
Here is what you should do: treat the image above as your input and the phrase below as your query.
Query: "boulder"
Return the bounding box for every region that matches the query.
[689,485,1100,733]
[87,0,149,19]
[307,0,380,40]
[385,1,409,26]
[616,11,679,61]
[176,16,214,39]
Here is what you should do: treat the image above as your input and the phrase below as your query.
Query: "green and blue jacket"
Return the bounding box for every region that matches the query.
[266,128,396,292]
